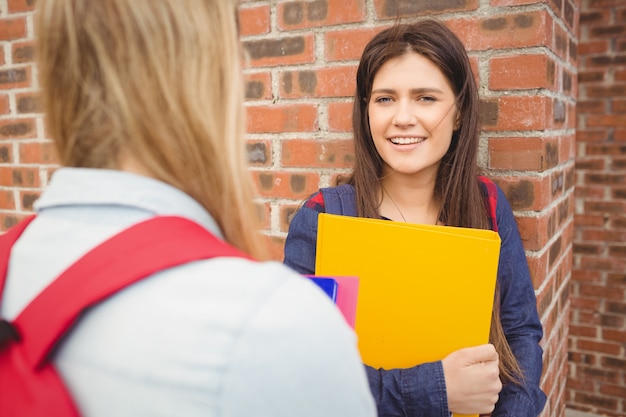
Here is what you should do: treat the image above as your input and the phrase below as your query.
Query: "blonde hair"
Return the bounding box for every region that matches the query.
[36,0,266,259]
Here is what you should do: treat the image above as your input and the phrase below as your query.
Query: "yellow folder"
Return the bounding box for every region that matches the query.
[315,213,501,370]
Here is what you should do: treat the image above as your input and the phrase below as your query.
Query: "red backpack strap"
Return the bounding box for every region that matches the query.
[478,176,499,233]
[12,216,249,369]
[0,216,37,348]
[0,215,36,295]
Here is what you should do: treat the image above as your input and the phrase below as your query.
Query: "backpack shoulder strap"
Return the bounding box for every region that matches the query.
[10,216,248,370]
[0,216,36,296]
[478,176,499,233]
[320,184,358,216]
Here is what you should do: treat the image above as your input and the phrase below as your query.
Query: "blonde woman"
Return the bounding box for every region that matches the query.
[0,1,376,416]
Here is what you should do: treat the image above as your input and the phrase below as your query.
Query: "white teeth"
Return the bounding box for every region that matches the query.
[389,137,425,145]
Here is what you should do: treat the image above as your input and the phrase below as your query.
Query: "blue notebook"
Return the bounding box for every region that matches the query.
[308,277,338,302]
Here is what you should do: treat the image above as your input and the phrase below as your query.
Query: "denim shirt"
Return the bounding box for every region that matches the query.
[283,183,547,417]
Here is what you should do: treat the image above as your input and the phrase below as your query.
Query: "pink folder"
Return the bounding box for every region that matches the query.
[307,275,359,329]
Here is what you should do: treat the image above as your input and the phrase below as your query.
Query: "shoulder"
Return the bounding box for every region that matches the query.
[210,260,377,417]
[302,184,356,214]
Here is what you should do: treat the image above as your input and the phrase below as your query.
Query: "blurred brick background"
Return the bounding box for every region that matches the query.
[0,0,623,416]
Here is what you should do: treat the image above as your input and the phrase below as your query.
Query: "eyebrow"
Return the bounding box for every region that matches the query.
[371,87,445,95]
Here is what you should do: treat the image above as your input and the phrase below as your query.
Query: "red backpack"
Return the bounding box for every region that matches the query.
[0,216,248,417]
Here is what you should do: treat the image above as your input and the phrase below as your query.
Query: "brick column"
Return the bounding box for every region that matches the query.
[569,0,626,415]
[0,0,51,229]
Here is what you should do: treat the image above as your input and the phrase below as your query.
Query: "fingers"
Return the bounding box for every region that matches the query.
[442,345,502,415]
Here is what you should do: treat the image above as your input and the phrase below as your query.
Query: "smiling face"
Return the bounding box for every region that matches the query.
[368,52,458,183]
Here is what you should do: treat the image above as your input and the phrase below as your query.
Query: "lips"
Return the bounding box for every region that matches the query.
[389,137,426,145]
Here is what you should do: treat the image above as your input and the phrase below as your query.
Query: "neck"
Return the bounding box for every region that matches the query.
[379,174,440,225]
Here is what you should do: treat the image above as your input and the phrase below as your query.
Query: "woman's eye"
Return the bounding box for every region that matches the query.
[374,96,392,103]
[418,96,436,102]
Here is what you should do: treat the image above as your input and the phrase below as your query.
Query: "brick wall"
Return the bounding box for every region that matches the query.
[0,1,588,416]
[569,0,626,415]
[0,0,49,229]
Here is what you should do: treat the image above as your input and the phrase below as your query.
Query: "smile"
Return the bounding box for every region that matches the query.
[389,137,426,145]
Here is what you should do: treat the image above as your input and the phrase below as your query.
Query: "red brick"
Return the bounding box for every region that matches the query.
[278,0,365,30]
[243,34,315,67]
[239,4,270,37]
[602,329,626,343]
[0,213,26,231]
[244,72,272,101]
[490,0,542,5]
[578,40,610,55]
[7,0,36,13]
[325,27,383,62]
[515,213,550,251]
[580,9,611,25]
[572,269,603,283]
[576,340,622,356]
[258,234,286,262]
[19,190,39,210]
[280,66,357,99]
[587,115,626,128]
[481,95,550,131]
[246,140,272,167]
[373,0,478,19]
[11,41,34,64]
[0,118,36,139]
[489,54,555,90]
[15,91,41,114]
[488,137,559,171]
[0,166,40,187]
[0,94,10,115]
[570,295,602,312]
[328,101,353,132]
[19,141,59,164]
[600,384,626,401]
[279,203,301,233]
[246,104,318,133]
[447,11,552,52]
[527,250,549,289]
[581,84,626,99]
[0,66,30,90]
[0,144,13,163]
[0,189,15,210]
[577,99,606,114]
[585,143,626,156]
[570,324,599,338]
[252,170,320,199]
[282,139,354,168]
[579,282,625,300]
[0,17,26,41]
[614,99,626,113]
[576,130,608,142]
[492,175,552,211]
[256,201,271,231]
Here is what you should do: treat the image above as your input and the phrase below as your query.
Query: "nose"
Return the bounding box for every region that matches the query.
[392,100,417,127]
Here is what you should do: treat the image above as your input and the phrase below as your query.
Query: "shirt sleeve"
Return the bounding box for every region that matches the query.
[221,264,377,417]
[492,186,547,417]
[283,194,323,275]
[366,362,449,417]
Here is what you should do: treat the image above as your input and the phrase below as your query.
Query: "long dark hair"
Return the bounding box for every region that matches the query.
[349,19,523,384]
